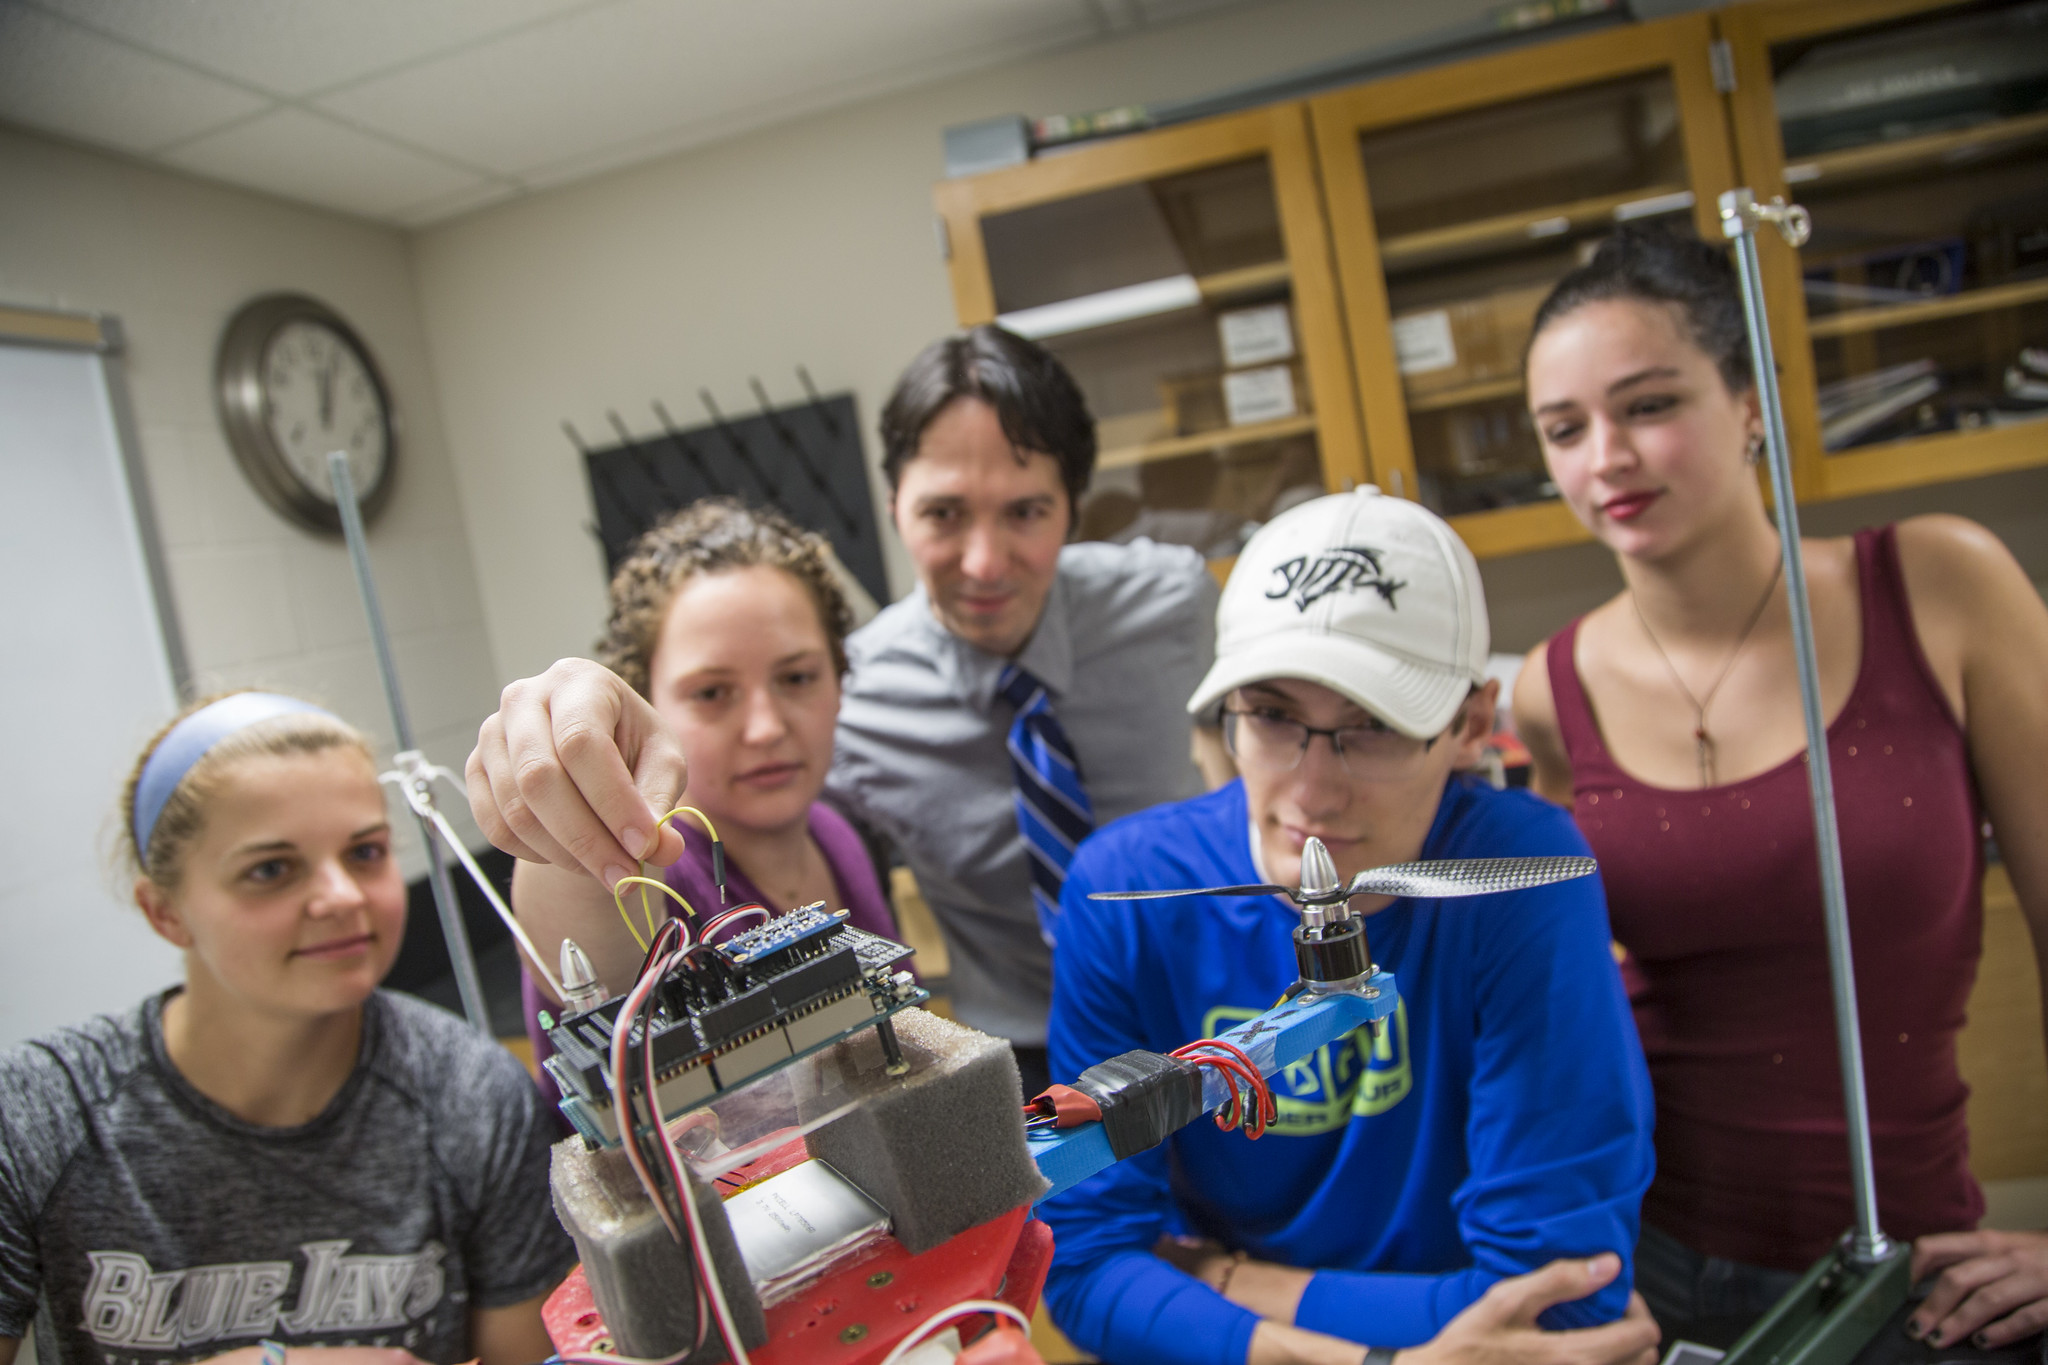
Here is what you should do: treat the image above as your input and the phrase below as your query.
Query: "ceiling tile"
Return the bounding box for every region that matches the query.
[0,3,269,153]
[160,107,497,220]
[315,0,1093,179]
[30,0,603,97]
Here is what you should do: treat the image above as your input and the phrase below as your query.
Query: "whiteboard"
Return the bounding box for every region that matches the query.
[0,336,185,1047]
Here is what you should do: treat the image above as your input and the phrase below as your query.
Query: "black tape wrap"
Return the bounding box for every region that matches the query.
[1072,1050,1204,1160]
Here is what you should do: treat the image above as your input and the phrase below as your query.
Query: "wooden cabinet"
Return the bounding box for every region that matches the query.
[1311,15,1737,558]
[1719,0,2048,503]
[935,105,1368,563]
[932,2,2046,559]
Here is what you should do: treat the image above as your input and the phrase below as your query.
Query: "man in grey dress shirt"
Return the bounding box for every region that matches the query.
[463,326,1216,1096]
[827,328,1216,1089]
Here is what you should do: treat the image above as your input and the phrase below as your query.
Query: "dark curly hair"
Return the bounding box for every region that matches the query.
[879,324,1097,511]
[595,499,853,698]
[1526,224,1752,395]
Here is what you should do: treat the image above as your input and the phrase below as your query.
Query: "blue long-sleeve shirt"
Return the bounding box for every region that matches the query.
[1041,776,1654,1365]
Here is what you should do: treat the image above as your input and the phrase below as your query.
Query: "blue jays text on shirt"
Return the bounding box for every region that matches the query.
[80,1240,446,1364]
[1201,1001,1413,1134]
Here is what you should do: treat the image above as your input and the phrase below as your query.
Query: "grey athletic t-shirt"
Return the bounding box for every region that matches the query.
[0,990,575,1365]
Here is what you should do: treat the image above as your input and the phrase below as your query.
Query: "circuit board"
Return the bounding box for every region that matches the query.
[544,908,924,1147]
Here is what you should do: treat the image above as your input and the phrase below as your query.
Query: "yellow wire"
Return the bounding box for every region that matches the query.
[643,805,721,935]
[608,806,721,950]
[611,874,697,954]
[656,805,719,844]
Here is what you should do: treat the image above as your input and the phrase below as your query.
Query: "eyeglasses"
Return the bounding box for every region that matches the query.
[1222,706,1439,782]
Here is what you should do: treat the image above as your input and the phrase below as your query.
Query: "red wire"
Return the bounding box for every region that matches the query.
[1172,1039,1277,1140]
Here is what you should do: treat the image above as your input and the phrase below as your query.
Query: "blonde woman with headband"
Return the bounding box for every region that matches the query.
[0,692,572,1365]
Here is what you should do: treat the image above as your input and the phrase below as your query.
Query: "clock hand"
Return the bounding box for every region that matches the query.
[318,361,335,430]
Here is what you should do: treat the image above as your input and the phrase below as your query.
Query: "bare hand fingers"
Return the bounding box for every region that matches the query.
[1476,1255,1624,1332]
[466,715,544,862]
[1913,1232,1994,1282]
[1927,1266,2048,1349]
[496,672,622,880]
[1543,1298,1661,1365]
[619,703,689,868]
[545,669,676,867]
[1970,1294,2048,1349]
[1914,1256,2019,1345]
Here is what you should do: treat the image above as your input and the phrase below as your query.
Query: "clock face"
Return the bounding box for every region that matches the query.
[261,319,390,503]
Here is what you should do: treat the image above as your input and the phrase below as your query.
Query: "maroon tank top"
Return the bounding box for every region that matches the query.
[1546,525,1985,1269]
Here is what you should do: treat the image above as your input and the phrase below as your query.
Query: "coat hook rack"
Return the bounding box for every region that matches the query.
[564,374,885,604]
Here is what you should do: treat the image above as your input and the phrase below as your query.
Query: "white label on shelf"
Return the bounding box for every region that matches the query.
[1393,310,1457,374]
[1219,303,1295,367]
[1224,364,1297,425]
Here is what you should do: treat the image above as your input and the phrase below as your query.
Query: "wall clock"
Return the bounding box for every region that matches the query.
[215,293,397,533]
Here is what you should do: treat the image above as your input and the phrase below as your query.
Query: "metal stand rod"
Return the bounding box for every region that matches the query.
[327,450,492,1036]
[1721,190,1889,1263]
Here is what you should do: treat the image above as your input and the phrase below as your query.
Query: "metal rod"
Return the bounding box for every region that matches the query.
[327,450,492,1036]
[1720,189,1888,1263]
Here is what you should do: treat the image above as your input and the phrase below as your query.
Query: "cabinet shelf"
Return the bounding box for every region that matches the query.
[1377,185,1694,272]
[1097,413,1318,471]
[1406,375,1526,413]
[1784,109,2048,192]
[1806,276,2048,340]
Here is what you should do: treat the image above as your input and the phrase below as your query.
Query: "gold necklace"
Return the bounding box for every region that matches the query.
[1630,558,1783,787]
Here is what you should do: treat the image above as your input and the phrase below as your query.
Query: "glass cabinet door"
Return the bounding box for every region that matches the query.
[1723,0,2048,499]
[1314,15,1737,557]
[935,106,1366,562]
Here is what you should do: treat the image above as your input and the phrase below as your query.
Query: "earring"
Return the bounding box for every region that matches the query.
[1745,433,1765,465]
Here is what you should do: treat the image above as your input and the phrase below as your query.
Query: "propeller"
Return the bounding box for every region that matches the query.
[1088,835,1595,909]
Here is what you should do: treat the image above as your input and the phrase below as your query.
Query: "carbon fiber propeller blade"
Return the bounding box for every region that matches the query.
[1346,856,1597,900]
[1087,883,1290,901]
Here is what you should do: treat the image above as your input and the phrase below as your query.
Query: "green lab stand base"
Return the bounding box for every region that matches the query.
[1720,1237,1913,1365]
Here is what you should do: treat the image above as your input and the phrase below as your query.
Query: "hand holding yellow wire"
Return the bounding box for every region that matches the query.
[609,805,723,952]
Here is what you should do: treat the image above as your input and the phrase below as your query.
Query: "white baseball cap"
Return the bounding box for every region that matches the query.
[1186,486,1490,739]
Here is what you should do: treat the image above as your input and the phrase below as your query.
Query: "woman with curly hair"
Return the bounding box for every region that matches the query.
[500,499,898,1076]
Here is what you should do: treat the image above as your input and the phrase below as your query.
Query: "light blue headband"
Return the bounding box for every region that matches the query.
[132,693,342,860]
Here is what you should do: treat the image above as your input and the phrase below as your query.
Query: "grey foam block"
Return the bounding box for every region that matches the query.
[550,1136,768,1363]
[804,1008,1049,1255]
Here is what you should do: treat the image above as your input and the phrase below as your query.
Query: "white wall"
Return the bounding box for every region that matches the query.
[411,0,1511,684]
[0,125,497,880]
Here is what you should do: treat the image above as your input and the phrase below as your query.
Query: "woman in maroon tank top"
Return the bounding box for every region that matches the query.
[1510,228,2048,1350]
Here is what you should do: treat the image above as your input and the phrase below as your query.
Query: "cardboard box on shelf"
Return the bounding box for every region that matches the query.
[1392,284,1552,399]
[1161,360,1312,435]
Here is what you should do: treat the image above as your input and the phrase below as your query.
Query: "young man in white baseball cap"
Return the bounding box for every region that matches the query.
[1037,487,1655,1365]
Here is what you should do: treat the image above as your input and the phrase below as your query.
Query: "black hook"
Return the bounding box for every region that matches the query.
[795,365,842,438]
[749,377,856,534]
[606,410,687,511]
[700,388,778,499]
[651,400,728,497]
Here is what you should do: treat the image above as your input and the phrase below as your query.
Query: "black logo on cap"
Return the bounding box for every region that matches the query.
[1267,545,1406,612]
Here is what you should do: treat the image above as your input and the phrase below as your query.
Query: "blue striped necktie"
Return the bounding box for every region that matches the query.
[998,662,1094,945]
